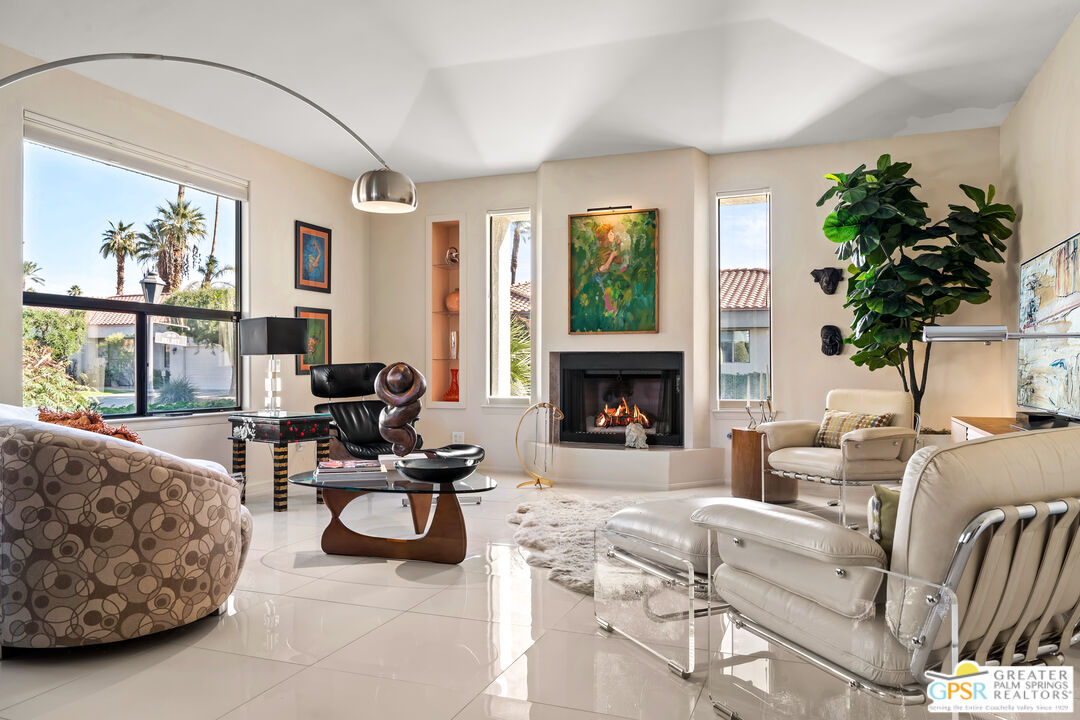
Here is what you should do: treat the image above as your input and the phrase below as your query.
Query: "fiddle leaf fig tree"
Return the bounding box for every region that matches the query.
[817,154,1016,420]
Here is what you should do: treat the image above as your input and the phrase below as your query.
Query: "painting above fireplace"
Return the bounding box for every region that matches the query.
[556,351,683,446]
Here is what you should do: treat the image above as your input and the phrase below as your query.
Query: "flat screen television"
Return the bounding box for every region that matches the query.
[1018,232,1080,418]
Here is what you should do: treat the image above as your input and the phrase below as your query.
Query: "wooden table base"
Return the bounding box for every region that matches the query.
[320,487,468,564]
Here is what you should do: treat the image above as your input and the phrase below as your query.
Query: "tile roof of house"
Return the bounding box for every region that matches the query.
[720,268,769,310]
[85,294,145,326]
[510,281,531,314]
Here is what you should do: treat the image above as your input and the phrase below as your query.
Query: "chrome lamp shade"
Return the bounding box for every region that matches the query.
[352,169,417,214]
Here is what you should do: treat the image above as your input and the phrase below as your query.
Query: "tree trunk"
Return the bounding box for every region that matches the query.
[203,196,220,287]
[170,184,186,292]
[509,223,521,285]
[116,254,125,295]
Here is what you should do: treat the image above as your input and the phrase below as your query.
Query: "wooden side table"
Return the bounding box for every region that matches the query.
[730,427,798,503]
[228,413,332,511]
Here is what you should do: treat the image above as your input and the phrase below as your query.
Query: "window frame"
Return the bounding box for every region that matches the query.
[715,189,772,408]
[21,149,243,419]
[484,207,534,406]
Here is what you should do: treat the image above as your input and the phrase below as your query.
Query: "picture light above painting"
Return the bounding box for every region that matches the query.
[568,208,658,334]
[295,220,332,293]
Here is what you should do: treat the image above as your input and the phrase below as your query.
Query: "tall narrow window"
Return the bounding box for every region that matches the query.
[488,210,532,399]
[718,192,770,401]
[22,139,242,416]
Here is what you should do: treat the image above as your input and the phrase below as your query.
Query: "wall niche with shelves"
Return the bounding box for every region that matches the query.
[429,218,463,406]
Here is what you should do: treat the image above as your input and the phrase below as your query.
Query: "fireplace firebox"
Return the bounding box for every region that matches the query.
[557,352,683,446]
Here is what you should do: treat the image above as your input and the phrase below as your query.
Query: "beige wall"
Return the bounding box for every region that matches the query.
[709,127,1008,452]
[999,16,1080,411]
[369,172,537,470]
[0,45,371,484]
[369,131,1008,475]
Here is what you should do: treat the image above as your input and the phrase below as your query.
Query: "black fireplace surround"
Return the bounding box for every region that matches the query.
[558,351,683,446]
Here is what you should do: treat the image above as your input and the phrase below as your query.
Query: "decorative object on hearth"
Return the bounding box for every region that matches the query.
[445,245,460,265]
[0,53,416,214]
[441,368,460,402]
[810,267,842,294]
[375,362,427,456]
[624,421,648,449]
[444,288,460,312]
[240,316,308,414]
[294,307,332,375]
[569,208,658,334]
[449,330,458,360]
[821,324,843,356]
[515,401,564,488]
[295,221,331,293]
[819,154,1015,419]
[507,493,644,593]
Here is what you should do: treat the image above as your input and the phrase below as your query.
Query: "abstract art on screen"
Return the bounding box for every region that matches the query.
[1018,232,1080,416]
[568,208,658,334]
[295,220,331,293]
[295,306,331,375]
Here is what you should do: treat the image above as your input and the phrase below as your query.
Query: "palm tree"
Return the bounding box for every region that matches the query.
[68,285,82,296]
[202,195,221,287]
[99,220,137,294]
[154,199,206,292]
[509,315,531,396]
[196,255,234,287]
[136,220,171,287]
[22,260,43,291]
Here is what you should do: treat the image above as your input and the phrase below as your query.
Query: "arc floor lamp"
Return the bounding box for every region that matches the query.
[0,52,417,213]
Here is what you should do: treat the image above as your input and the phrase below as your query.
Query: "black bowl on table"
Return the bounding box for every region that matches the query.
[395,457,478,484]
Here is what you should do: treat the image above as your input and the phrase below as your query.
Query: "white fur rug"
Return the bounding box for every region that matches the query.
[507,494,643,594]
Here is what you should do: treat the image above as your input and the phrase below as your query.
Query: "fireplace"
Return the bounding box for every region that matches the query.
[556,352,683,446]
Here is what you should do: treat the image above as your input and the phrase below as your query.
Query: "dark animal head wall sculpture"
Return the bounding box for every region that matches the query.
[375,362,427,455]
[821,325,844,356]
[811,267,843,295]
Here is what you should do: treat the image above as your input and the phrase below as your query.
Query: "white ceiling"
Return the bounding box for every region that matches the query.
[1,0,1077,183]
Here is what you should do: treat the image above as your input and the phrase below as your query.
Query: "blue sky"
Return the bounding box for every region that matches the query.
[22,141,237,297]
[718,198,769,269]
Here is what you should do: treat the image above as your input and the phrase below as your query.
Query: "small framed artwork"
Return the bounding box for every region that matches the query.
[295,306,332,375]
[568,208,658,334]
[295,220,331,293]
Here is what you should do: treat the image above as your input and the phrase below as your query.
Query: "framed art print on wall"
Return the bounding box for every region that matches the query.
[295,220,331,293]
[568,208,658,334]
[295,307,332,375]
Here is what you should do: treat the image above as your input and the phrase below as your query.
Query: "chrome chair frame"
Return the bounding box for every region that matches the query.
[761,414,920,528]
[707,497,1080,712]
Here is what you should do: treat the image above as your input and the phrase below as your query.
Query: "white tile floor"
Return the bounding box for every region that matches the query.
[0,473,1076,720]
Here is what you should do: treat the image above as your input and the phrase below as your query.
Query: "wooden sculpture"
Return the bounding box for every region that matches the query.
[375,362,427,455]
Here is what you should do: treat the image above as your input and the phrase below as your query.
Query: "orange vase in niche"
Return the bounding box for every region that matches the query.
[444,289,460,312]
[442,369,460,402]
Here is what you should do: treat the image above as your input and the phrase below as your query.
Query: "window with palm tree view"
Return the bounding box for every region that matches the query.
[22,140,241,416]
[488,211,531,399]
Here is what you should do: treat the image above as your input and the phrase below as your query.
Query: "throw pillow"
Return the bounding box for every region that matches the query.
[37,408,142,444]
[868,484,902,557]
[815,410,892,448]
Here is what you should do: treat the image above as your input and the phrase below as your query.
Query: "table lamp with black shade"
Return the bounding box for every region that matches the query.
[240,317,308,416]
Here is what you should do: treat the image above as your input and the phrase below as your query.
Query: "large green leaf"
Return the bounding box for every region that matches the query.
[824,210,859,243]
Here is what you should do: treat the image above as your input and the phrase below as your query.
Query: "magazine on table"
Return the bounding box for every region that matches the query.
[314,459,388,482]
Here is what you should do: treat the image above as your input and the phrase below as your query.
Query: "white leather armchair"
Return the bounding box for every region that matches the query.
[694,427,1080,707]
[757,388,918,527]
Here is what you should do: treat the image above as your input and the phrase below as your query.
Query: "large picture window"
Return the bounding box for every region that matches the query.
[22,139,242,417]
[487,210,532,400]
[718,192,770,401]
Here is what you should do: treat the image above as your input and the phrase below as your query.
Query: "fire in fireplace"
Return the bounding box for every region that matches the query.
[555,351,683,446]
[595,397,653,428]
